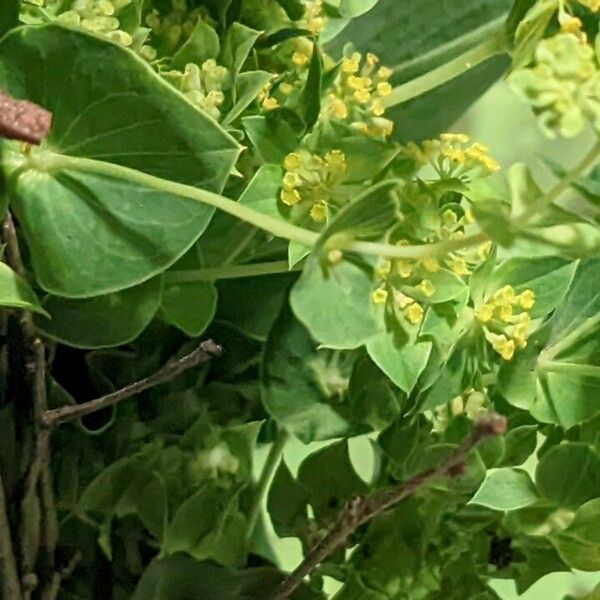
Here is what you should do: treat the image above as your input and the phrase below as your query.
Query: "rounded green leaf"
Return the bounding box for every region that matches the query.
[536,443,600,507]
[35,278,162,349]
[469,468,539,511]
[0,262,45,314]
[0,25,240,297]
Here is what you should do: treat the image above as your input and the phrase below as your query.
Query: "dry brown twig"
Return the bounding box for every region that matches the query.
[269,414,507,600]
[0,89,52,145]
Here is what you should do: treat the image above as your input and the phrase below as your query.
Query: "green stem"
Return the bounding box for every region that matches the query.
[165,260,301,283]
[383,31,509,109]
[519,141,600,226]
[544,313,600,361]
[36,152,490,261]
[543,362,600,378]
[246,429,289,545]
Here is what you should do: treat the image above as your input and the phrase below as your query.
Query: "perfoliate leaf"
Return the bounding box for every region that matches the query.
[0,25,240,297]
[171,19,220,69]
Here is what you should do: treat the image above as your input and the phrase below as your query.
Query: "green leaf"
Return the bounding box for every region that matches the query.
[0,0,19,38]
[274,0,305,20]
[0,25,240,297]
[171,19,220,69]
[237,164,283,217]
[217,273,296,340]
[366,327,432,394]
[469,468,539,511]
[35,278,162,349]
[219,23,261,80]
[223,70,274,126]
[550,499,600,571]
[267,460,308,538]
[161,280,217,337]
[330,0,512,141]
[348,354,402,431]
[132,555,321,600]
[536,443,600,507]
[338,0,379,18]
[0,262,45,314]
[162,483,246,567]
[297,440,368,520]
[488,257,578,319]
[261,306,359,442]
[290,255,383,349]
[242,112,302,164]
[499,425,538,466]
[300,43,323,131]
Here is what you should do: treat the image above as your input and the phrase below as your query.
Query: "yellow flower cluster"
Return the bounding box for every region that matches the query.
[145,0,208,56]
[432,390,490,432]
[163,60,229,120]
[56,0,155,57]
[258,82,279,111]
[578,0,600,11]
[476,285,535,360]
[324,51,395,137]
[370,258,435,325]
[406,133,501,176]
[300,0,326,34]
[280,150,347,223]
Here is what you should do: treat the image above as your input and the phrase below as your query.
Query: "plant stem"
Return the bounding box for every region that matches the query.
[269,414,507,600]
[36,152,490,262]
[0,471,23,600]
[543,362,600,378]
[42,340,222,428]
[544,313,600,361]
[165,261,301,283]
[383,31,509,109]
[246,429,289,545]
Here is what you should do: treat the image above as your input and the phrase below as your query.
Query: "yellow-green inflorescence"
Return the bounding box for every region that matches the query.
[324,51,395,137]
[476,285,536,360]
[163,60,229,120]
[405,132,501,176]
[279,149,347,224]
[55,0,156,59]
[509,29,600,138]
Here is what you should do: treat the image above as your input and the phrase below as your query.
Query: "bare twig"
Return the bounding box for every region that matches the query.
[42,340,222,428]
[269,414,507,600]
[0,470,23,600]
[0,89,52,145]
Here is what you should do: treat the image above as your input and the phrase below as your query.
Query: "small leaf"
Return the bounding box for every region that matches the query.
[161,280,217,337]
[223,71,274,126]
[171,19,220,69]
[469,468,539,511]
[267,460,308,538]
[0,262,45,314]
[242,112,302,164]
[299,43,323,131]
[536,443,600,507]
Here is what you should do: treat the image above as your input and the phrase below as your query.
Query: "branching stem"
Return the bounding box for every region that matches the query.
[42,340,222,428]
[269,414,507,600]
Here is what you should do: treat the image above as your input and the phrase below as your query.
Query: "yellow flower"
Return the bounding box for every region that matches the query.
[310,202,327,223]
[327,249,343,264]
[377,66,393,80]
[442,209,458,227]
[394,290,414,308]
[292,52,310,66]
[366,53,379,67]
[495,285,516,303]
[372,287,388,304]
[421,257,440,273]
[579,0,600,11]
[449,257,469,276]
[518,289,536,310]
[477,241,492,260]
[376,81,392,96]
[476,304,494,323]
[417,279,435,297]
[396,260,413,278]
[325,150,346,178]
[405,302,424,324]
[284,152,303,171]
[371,117,394,136]
[370,100,385,116]
[342,52,361,74]
[329,95,348,119]
[262,96,279,110]
[492,335,515,361]
[280,82,294,95]
[497,303,514,323]
[280,188,301,206]
[354,89,371,104]
[283,171,302,188]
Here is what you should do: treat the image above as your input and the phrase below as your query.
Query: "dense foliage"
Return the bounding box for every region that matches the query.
[0,0,599,598]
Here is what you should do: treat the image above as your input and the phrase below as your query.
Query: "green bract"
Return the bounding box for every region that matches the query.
[0,0,599,598]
